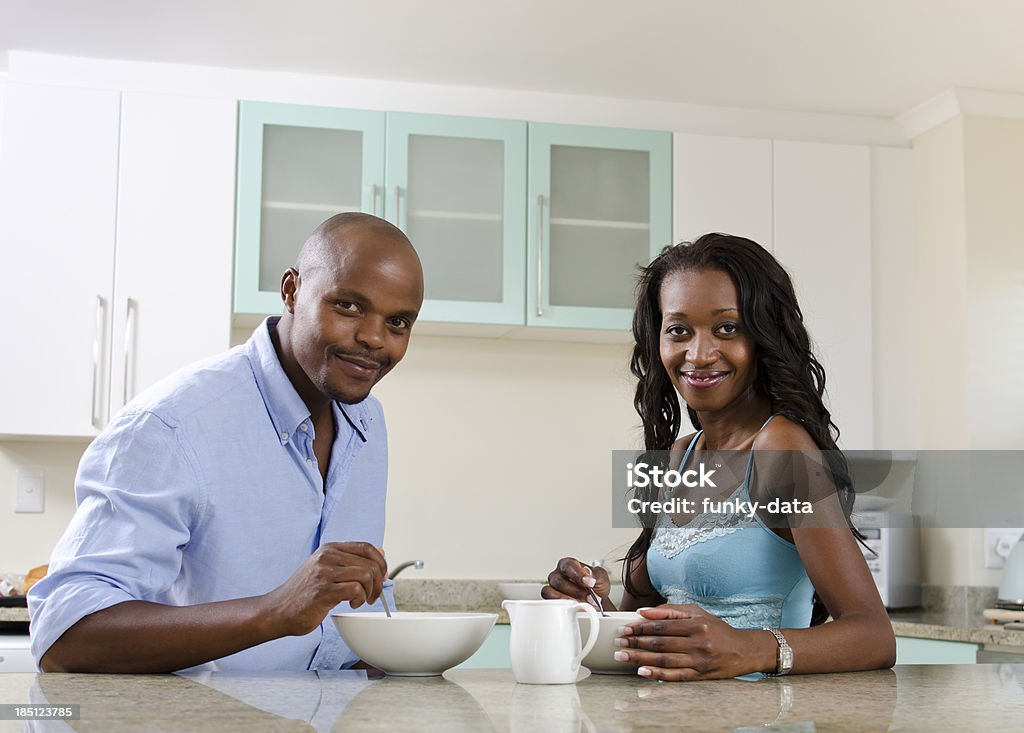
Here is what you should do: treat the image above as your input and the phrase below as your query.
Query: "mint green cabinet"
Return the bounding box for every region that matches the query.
[235,103,672,331]
[385,113,527,325]
[235,103,525,323]
[528,123,672,330]
[235,101,386,315]
[457,624,511,669]
[895,637,979,664]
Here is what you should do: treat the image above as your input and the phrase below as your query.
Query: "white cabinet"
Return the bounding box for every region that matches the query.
[673,133,773,248]
[0,83,120,438]
[0,84,237,438]
[0,636,34,673]
[670,134,874,449]
[773,140,873,449]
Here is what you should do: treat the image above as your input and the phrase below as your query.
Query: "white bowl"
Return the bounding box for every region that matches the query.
[499,582,545,601]
[332,611,497,676]
[579,610,643,674]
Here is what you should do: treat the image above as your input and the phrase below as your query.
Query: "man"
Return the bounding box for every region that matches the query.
[28,213,424,673]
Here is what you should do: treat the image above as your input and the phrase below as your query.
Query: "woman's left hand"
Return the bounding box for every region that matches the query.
[614,604,769,681]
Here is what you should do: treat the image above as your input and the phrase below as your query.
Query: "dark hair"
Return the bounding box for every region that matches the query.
[623,233,854,626]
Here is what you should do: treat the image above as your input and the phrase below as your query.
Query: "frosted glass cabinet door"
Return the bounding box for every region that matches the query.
[235,102,386,314]
[386,113,527,325]
[528,124,672,330]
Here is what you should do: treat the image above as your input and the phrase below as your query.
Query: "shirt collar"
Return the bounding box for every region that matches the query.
[246,317,371,443]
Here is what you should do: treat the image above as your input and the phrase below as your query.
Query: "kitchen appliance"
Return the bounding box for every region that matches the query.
[996,536,1024,610]
[855,511,922,609]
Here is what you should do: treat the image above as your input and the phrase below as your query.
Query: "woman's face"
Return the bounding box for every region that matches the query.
[658,268,758,414]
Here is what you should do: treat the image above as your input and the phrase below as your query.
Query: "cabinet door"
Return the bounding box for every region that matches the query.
[108,93,237,416]
[674,133,773,249]
[234,102,386,315]
[0,83,120,438]
[528,124,672,330]
[773,141,872,449]
[386,113,526,325]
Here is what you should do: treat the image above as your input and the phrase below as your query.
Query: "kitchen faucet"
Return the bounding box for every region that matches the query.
[388,559,424,580]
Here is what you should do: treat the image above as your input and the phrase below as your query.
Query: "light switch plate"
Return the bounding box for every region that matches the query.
[14,469,44,513]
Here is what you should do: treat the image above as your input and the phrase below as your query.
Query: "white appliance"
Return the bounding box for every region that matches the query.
[997,536,1024,609]
[855,511,922,609]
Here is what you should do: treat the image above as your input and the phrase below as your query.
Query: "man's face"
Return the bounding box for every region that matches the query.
[285,227,424,405]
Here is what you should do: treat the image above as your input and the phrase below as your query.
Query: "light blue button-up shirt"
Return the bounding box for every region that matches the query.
[28,317,394,671]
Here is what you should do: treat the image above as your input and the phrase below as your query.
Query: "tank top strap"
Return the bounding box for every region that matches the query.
[743,413,783,486]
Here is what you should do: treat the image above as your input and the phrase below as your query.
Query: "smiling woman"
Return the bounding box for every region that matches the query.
[543,233,896,681]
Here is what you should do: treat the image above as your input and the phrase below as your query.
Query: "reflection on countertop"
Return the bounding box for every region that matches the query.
[1,664,1022,732]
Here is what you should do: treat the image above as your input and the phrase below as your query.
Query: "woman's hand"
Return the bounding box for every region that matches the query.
[614,604,775,680]
[541,557,616,611]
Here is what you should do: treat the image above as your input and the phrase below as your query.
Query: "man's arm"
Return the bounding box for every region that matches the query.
[41,541,386,673]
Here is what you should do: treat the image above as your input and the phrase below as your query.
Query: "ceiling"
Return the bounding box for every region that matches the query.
[2,0,1023,118]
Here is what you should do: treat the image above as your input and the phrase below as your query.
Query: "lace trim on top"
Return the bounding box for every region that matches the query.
[652,481,749,559]
[658,586,784,629]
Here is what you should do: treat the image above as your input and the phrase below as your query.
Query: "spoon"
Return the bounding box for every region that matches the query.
[586,587,609,617]
[380,591,393,618]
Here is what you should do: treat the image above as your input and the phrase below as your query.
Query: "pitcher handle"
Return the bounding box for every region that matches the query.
[572,602,601,672]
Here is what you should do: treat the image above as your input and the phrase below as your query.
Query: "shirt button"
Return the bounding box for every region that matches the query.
[299,423,309,432]
[306,458,314,468]
[280,432,289,442]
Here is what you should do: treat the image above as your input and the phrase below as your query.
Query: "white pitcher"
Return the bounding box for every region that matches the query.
[502,599,600,684]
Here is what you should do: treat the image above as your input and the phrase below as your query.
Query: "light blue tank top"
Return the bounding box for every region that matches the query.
[646,419,815,630]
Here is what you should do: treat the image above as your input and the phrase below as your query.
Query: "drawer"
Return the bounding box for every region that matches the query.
[0,636,35,673]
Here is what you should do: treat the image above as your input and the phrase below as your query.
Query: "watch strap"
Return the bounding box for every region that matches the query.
[762,627,793,676]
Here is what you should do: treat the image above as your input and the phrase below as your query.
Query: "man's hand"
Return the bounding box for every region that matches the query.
[262,542,388,636]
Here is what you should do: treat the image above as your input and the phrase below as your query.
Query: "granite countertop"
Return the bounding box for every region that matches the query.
[1,665,1022,732]
[394,580,1024,647]
[887,586,1024,648]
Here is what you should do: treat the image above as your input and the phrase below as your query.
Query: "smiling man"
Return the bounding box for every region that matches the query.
[28,213,424,673]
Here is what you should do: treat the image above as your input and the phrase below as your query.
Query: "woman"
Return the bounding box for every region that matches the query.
[543,233,895,680]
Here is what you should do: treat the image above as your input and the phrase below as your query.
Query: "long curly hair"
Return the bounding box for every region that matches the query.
[623,233,853,626]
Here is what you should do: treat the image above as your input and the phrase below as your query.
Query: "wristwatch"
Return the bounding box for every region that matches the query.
[763,628,793,676]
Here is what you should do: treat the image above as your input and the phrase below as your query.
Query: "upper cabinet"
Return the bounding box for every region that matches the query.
[0,83,236,438]
[234,102,672,330]
[528,124,673,330]
[386,113,527,325]
[234,102,386,315]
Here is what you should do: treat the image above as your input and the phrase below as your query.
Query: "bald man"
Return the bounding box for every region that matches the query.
[29,213,425,673]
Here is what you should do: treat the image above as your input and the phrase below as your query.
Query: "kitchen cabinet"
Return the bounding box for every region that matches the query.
[895,636,980,664]
[0,636,34,673]
[527,123,672,330]
[772,140,873,450]
[234,102,386,316]
[0,84,237,438]
[673,133,773,248]
[234,103,672,331]
[456,624,511,669]
[234,103,526,325]
[386,113,527,325]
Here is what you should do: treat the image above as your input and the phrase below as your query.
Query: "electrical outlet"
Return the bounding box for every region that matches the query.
[985,528,1024,568]
[14,469,45,513]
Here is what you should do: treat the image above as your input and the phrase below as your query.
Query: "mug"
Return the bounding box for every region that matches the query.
[578,610,643,674]
[503,599,600,684]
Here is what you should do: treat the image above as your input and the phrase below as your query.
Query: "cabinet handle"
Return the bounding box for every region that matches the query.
[371,184,380,217]
[91,295,107,429]
[122,297,138,406]
[394,185,401,228]
[536,194,545,317]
